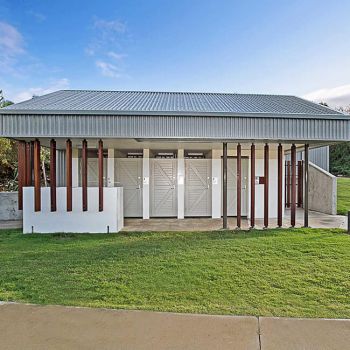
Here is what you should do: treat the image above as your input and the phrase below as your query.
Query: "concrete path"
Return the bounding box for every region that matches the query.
[259,317,350,350]
[0,209,347,231]
[0,303,349,350]
[122,209,347,231]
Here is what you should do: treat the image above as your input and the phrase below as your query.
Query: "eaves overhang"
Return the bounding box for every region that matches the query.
[0,109,349,120]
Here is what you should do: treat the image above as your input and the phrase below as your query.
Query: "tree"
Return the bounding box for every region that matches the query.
[0,90,13,108]
[0,90,16,190]
[0,90,50,189]
[329,105,350,176]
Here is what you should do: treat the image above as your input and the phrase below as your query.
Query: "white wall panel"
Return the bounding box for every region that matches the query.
[23,187,123,233]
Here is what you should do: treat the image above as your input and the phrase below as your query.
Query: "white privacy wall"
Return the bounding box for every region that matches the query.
[252,148,284,219]
[23,187,123,233]
[254,158,280,219]
[211,147,284,219]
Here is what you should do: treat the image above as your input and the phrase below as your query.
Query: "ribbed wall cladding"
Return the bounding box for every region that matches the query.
[1,114,350,141]
[289,146,330,172]
[309,147,330,171]
[56,150,66,186]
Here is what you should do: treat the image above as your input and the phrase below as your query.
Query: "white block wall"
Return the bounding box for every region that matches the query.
[23,187,123,233]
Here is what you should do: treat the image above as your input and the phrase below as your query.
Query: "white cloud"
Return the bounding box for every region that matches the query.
[0,21,25,71]
[303,84,350,107]
[86,17,129,79]
[27,11,46,22]
[0,21,24,54]
[95,61,121,78]
[93,18,126,33]
[87,17,127,54]
[108,51,126,60]
[10,78,70,103]
[85,47,95,56]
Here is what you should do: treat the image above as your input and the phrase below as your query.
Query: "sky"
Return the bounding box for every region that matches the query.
[1,0,350,107]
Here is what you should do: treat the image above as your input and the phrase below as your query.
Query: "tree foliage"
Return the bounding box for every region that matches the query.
[330,142,350,176]
[0,90,16,191]
[329,105,350,176]
[0,90,13,108]
[0,90,51,190]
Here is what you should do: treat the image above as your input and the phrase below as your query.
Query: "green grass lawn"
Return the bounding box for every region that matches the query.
[337,177,350,215]
[0,228,349,318]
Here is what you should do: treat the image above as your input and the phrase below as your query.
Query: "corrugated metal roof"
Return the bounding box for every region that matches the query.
[2,90,345,118]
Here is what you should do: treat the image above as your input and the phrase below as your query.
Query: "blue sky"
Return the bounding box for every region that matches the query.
[1,0,350,106]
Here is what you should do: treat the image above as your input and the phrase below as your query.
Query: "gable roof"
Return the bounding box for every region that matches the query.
[2,89,345,119]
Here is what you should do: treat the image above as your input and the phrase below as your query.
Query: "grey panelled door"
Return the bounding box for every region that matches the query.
[115,158,143,217]
[150,159,177,217]
[185,159,211,216]
[79,158,107,187]
[223,158,249,216]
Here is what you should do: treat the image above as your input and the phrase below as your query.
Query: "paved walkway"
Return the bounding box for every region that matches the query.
[0,209,347,232]
[0,303,349,349]
[123,209,347,231]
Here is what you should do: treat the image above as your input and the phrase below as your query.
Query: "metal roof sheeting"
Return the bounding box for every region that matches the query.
[2,90,345,118]
[1,114,349,142]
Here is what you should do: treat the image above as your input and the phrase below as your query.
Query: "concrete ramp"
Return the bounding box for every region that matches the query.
[309,162,337,215]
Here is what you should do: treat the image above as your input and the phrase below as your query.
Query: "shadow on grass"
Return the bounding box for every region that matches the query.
[1,227,347,241]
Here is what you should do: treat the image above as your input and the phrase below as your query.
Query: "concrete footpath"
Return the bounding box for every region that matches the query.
[0,303,349,350]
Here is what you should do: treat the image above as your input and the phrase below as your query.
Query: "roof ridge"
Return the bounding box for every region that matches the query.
[59,89,296,98]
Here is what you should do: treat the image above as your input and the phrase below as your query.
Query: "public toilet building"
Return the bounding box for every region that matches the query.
[0,90,348,233]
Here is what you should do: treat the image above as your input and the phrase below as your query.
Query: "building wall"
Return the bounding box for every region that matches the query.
[287,146,330,172]
[309,146,329,172]
[56,150,66,186]
[251,149,283,219]
[72,146,284,220]
[212,147,282,219]
[1,114,350,142]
